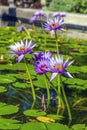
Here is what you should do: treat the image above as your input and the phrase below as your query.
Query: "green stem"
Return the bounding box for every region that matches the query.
[45,74,58,93]
[57,75,65,115]
[24,57,36,101]
[55,30,59,55]
[61,82,72,121]
[57,75,61,114]
[23,25,31,39]
[44,74,50,105]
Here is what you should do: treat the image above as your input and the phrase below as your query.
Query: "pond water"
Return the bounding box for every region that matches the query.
[0,19,87,129]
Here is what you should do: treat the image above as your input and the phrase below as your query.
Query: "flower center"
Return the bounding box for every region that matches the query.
[17,47,27,52]
[40,65,47,72]
[54,64,62,71]
[50,23,58,29]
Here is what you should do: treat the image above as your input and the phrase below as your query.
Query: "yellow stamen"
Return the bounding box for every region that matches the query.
[17,47,27,52]
[55,64,62,71]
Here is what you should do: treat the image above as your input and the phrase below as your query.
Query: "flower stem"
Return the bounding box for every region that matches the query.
[55,30,59,55]
[24,57,36,101]
[61,82,72,121]
[23,25,31,39]
[44,74,50,105]
[57,75,61,114]
[57,75,65,115]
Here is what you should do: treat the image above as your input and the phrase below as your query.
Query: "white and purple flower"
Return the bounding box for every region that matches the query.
[9,40,36,62]
[44,17,64,36]
[34,59,50,74]
[49,56,74,81]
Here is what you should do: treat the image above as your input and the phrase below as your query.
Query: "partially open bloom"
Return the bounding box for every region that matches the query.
[29,10,44,23]
[9,40,36,62]
[52,12,66,18]
[29,16,37,23]
[34,52,52,74]
[49,56,74,81]
[34,10,44,18]
[44,17,64,36]
[17,25,24,32]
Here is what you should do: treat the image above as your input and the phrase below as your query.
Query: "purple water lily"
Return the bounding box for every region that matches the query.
[44,17,64,36]
[9,40,36,62]
[29,16,37,23]
[34,52,52,74]
[34,59,50,74]
[34,10,44,18]
[49,56,74,81]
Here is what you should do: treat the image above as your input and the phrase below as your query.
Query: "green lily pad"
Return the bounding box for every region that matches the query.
[0,102,19,115]
[13,82,30,88]
[0,86,7,93]
[72,124,85,130]
[0,118,21,130]
[24,109,46,117]
[20,122,46,130]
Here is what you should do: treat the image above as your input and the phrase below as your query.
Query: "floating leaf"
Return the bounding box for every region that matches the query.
[0,118,21,130]
[47,114,63,120]
[33,75,46,88]
[72,124,85,130]
[20,122,46,130]
[0,102,19,115]
[24,109,46,117]
[46,123,70,130]
[0,75,16,84]
[64,78,86,86]
[0,86,7,93]
[13,82,30,88]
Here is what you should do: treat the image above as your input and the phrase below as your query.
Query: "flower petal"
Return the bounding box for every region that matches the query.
[50,30,54,36]
[18,54,24,62]
[63,71,73,78]
[50,73,58,82]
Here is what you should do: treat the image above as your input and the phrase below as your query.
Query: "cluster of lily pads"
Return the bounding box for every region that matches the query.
[8,10,74,121]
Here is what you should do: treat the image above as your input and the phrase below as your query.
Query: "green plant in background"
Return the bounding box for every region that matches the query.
[49,0,87,14]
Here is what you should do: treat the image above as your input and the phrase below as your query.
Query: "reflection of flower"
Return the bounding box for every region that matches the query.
[34,52,51,74]
[44,17,64,36]
[29,10,44,23]
[49,56,74,81]
[9,40,36,62]
[52,12,66,18]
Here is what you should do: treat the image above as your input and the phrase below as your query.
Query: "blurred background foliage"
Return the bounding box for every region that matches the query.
[48,0,87,14]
